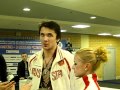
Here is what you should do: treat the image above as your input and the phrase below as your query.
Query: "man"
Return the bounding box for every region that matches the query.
[17,53,29,79]
[28,21,74,90]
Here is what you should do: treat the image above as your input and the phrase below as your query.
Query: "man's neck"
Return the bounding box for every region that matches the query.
[43,46,57,58]
[23,60,27,62]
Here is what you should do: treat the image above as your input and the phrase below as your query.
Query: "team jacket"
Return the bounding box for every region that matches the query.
[74,74,101,90]
[28,46,74,90]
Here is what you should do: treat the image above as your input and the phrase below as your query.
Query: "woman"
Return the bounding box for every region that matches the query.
[72,47,108,90]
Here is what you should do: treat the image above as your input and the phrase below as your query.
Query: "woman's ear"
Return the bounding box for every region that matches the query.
[84,63,91,71]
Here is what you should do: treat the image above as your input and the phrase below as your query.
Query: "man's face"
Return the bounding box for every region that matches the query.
[40,27,58,50]
[21,54,28,61]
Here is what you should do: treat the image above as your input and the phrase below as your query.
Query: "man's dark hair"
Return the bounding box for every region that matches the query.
[21,52,27,55]
[39,21,61,40]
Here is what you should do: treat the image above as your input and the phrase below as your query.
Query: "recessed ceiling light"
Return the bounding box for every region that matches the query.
[72,25,90,28]
[23,8,31,11]
[113,34,120,37]
[61,30,67,32]
[98,33,111,36]
[90,16,96,19]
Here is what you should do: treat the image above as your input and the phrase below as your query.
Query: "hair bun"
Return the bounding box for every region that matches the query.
[94,47,108,62]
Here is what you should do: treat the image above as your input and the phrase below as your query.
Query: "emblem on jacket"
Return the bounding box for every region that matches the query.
[58,60,64,66]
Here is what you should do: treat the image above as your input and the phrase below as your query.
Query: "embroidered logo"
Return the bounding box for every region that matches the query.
[58,60,64,66]
[52,70,63,81]
[32,68,42,78]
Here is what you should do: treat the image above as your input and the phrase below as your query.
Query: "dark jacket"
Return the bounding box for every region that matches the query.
[0,55,7,82]
[17,60,29,79]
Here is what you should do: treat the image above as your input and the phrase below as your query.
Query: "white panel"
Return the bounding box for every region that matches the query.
[103,47,116,80]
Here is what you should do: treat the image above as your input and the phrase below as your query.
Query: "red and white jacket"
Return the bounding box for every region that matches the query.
[28,46,74,90]
[74,74,101,90]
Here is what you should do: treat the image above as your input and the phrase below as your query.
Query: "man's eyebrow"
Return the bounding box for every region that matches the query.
[47,32,52,34]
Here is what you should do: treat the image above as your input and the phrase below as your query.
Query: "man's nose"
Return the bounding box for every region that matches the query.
[43,36,49,41]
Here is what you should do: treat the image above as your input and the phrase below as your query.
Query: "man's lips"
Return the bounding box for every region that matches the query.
[43,43,48,47]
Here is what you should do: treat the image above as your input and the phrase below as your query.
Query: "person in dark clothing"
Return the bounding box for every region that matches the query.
[0,54,15,90]
[17,53,29,79]
[65,39,73,53]
[0,54,7,82]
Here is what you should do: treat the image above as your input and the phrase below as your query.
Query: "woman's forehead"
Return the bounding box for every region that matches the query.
[74,54,81,61]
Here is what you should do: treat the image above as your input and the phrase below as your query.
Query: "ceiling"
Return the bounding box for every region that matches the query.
[0,0,120,35]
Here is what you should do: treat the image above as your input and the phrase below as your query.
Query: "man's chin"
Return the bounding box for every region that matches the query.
[43,47,49,50]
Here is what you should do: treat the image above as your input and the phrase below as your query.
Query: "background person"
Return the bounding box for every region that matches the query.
[65,38,73,53]
[28,21,74,90]
[0,54,15,90]
[72,47,108,90]
[0,54,7,82]
[17,53,29,80]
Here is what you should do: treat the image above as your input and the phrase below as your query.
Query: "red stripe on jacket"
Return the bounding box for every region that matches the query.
[29,56,36,70]
[83,75,89,90]
[92,74,100,90]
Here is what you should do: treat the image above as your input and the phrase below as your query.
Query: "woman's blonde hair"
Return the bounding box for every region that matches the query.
[75,47,108,71]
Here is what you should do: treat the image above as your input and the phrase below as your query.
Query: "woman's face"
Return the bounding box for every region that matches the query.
[72,54,87,77]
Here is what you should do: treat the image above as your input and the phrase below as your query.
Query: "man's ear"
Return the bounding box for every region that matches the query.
[57,39,60,43]
[57,39,60,42]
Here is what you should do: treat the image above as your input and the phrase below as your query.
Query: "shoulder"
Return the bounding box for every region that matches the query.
[28,50,42,63]
[59,48,74,66]
[18,61,23,66]
[18,60,23,64]
[0,55,5,61]
[0,55,6,65]
[62,49,74,59]
[58,47,73,55]
[0,54,4,58]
